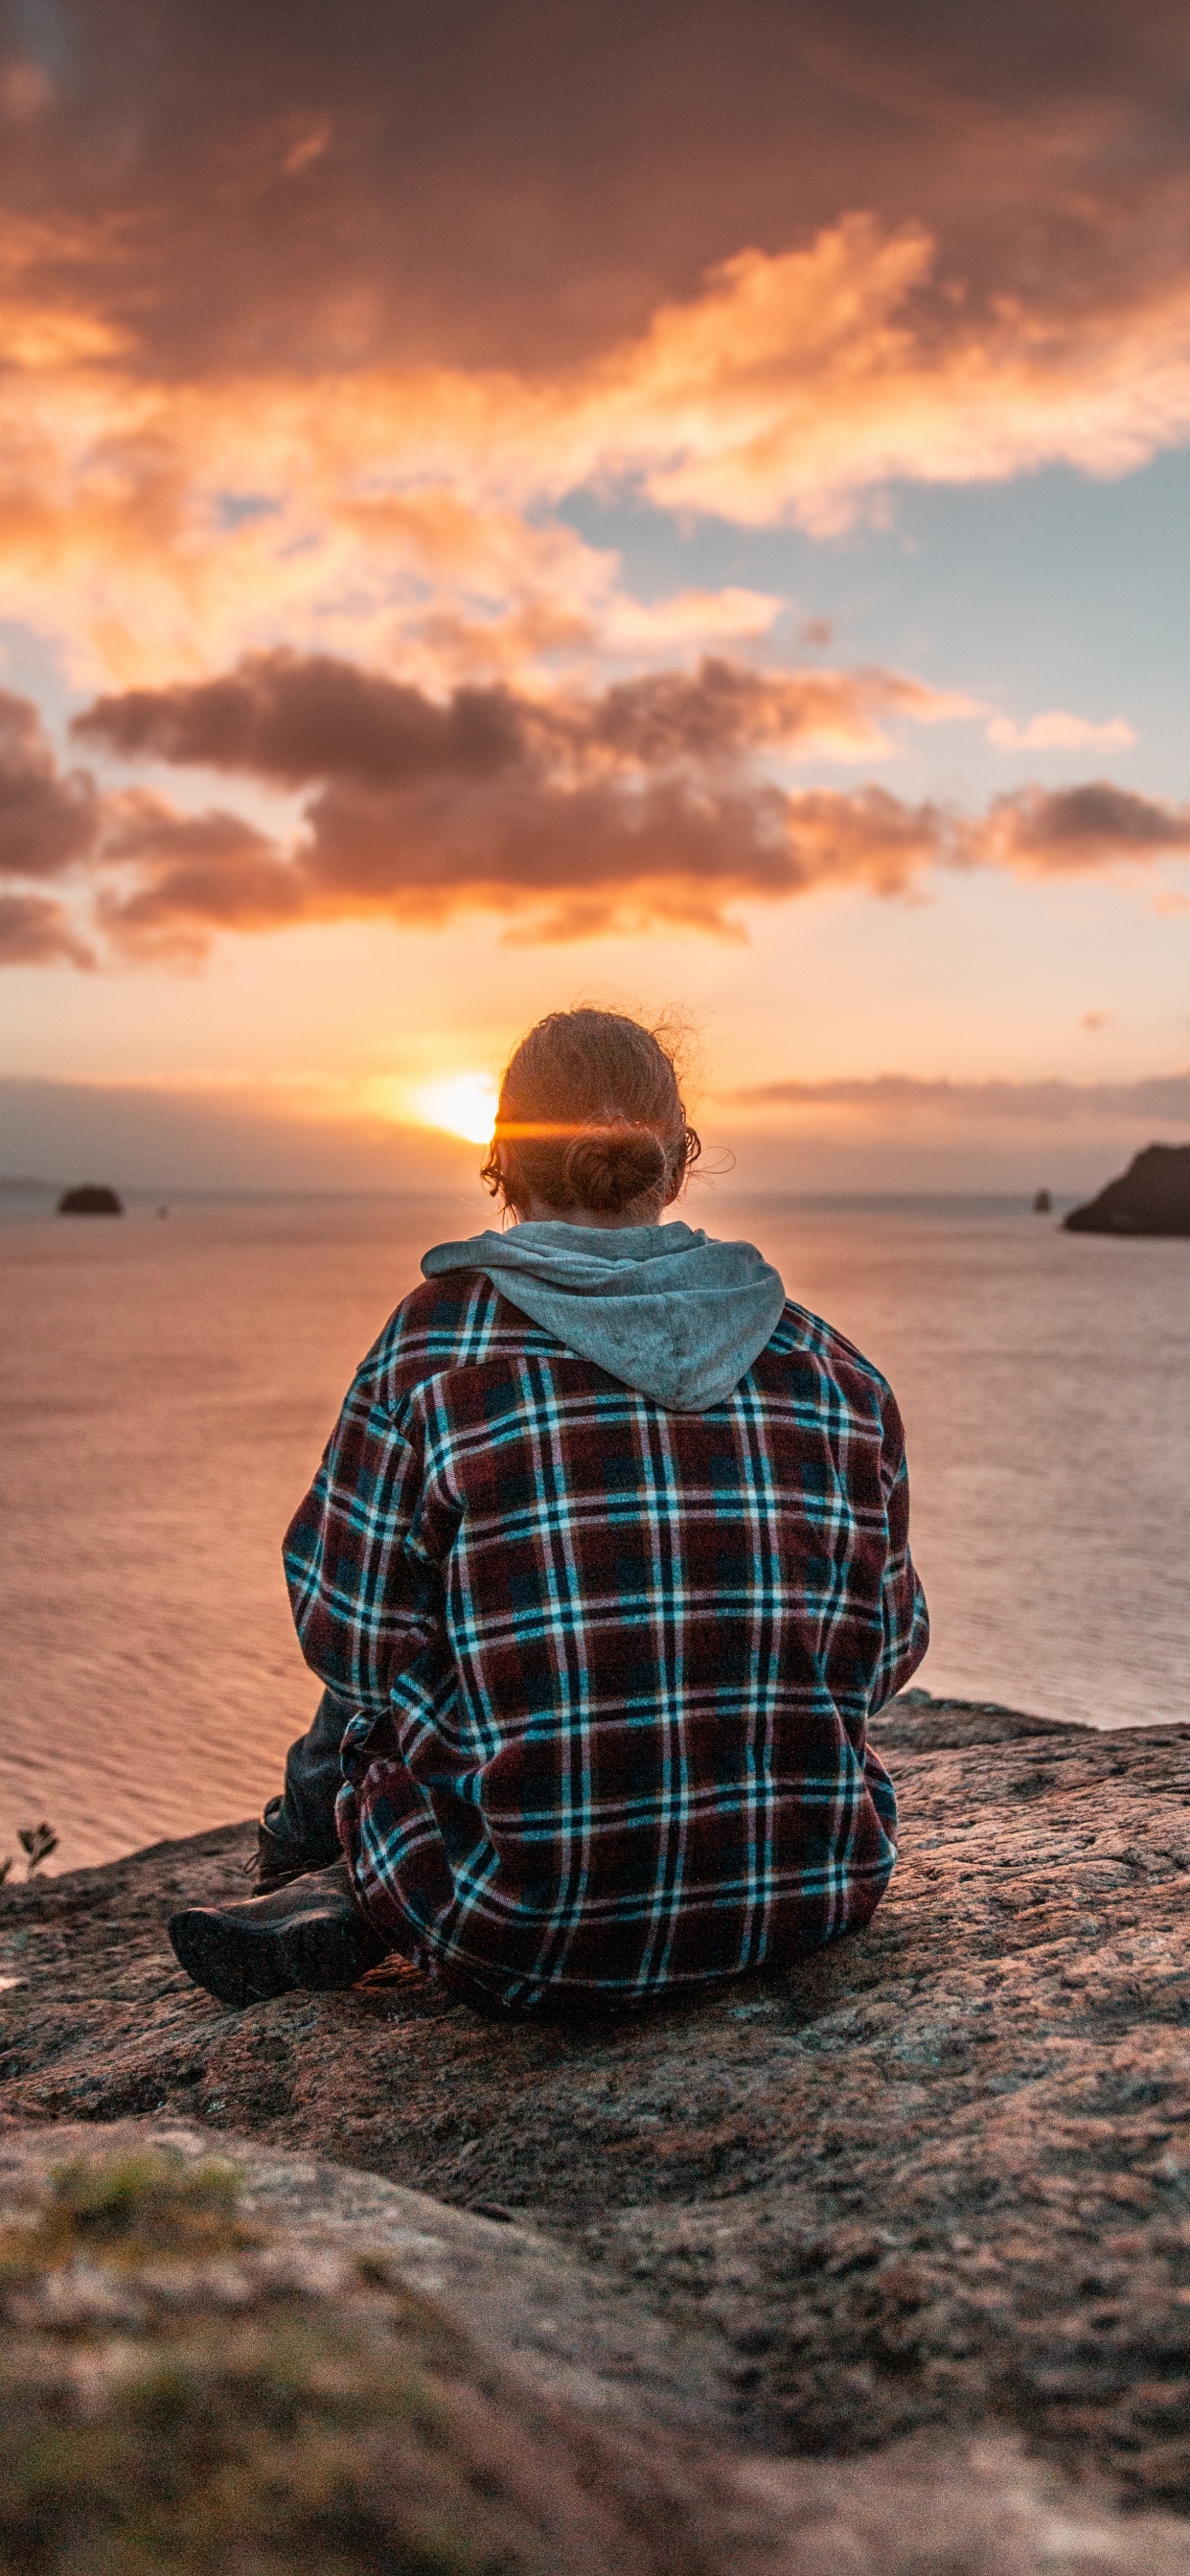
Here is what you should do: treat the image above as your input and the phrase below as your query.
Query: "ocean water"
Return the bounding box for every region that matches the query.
[2,1186,1188,1874]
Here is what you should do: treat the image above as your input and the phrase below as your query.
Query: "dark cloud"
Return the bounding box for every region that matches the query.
[93,796,300,954]
[584,659,956,764]
[0,690,98,878]
[0,891,94,967]
[296,773,800,939]
[74,656,527,790]
[1,658,1187,962]
[727,1070,1190,1126]
[980,781,1190,871]
[5,7,1187,993]
[3,1,1189,379]
[75,653,961,942]
[73,650,958,784]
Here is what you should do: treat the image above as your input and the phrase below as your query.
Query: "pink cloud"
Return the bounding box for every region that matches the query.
[975,781,1190,874]
[0,656,1186,965]
[0,890,93,968]
[0,690,98,876]
[988,712,1136,752]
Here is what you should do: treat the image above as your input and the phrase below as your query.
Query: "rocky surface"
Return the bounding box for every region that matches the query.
[3,2123,1189,2576]
[5,2127,1186,2576]
[4,1689,1190,2570]
[1064,1141,1190,1234]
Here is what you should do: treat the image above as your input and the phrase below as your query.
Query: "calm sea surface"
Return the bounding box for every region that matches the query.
[2,1187,1188,1873]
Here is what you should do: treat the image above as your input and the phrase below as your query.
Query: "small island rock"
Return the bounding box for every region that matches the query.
[57,1184,125,1216]
[1064,1141,1190,1236]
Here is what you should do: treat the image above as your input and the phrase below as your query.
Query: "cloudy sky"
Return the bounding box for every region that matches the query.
[3,0,1190,1188]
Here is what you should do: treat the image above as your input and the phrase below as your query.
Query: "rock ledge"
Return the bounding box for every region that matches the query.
[4,1689,1190,2570]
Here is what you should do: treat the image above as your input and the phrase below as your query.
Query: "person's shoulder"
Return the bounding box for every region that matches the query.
[355,1273,497,1398]
[764,1298,896,1412]
[355,1273,561,1413]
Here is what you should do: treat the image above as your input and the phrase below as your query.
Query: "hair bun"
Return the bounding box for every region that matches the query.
[480,1007,699,1215]
[562,1124,667,1213]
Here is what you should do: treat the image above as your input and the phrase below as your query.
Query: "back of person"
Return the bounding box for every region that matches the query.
[169,1005,927,2016]
[283,1009,927,2012]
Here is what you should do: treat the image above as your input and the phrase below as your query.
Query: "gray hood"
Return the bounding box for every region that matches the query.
[421,1219,787,1413]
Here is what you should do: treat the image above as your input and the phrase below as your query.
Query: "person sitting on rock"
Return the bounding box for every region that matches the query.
[169,1007,928,2013]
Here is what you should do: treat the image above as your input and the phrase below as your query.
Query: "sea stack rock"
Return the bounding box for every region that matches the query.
[1064,1142,1190,1236]
[57,1184,125,1216]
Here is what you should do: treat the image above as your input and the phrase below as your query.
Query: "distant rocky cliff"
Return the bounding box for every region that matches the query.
[3,1690,1190,2573]
[1064,1142,1190,1235]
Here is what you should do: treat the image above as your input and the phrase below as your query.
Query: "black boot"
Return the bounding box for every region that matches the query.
[168,1862,389,2009]
[248,1811,336,1893]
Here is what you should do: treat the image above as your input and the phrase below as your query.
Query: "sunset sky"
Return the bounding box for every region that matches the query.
[3,0,1190,1191]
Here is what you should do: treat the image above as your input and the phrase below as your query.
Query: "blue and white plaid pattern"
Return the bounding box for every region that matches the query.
[285,1272,927,2010]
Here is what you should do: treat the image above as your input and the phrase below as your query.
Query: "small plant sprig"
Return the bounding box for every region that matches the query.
[0,1821,58,1884]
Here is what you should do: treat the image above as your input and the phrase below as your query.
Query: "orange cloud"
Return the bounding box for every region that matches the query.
[6,4,1190,392]
[4,211,1190,686]
[1,5,1189,709]
[79,756,1190,954]
[0,653,1184,964]
[0,689,98,874]
[5,7,1190,1018]
[64,652,968,948]
[92,796,301,957]
[0,890,94,968]
[73,649,974,781]
[584,220,1190,529]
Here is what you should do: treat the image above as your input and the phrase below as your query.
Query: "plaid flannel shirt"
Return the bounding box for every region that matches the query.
[284,1271,927,2011]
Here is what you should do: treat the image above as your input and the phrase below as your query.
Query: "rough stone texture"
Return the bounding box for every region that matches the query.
[3,2124,1186,2576]
[4,1690,1190,2568]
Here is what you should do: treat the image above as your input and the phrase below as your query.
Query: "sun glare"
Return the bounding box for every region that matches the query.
[413,1071,500,1142]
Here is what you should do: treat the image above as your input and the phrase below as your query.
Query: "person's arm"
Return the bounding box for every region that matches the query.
[283,1368,440,1716]
[869,1390,929,1713]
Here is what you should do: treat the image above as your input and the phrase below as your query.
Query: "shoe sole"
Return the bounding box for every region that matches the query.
[168,1904,385,2009]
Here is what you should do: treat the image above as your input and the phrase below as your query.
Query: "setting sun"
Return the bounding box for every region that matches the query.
[412,1071,500,1143]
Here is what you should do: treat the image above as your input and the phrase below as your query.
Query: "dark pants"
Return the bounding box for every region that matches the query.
[264,1688,355,1865]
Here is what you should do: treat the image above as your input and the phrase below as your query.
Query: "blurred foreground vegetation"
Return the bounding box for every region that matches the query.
[0,2150,639,2576]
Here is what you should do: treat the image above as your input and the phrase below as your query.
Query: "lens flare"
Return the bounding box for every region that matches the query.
[412,1071,499,1142]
